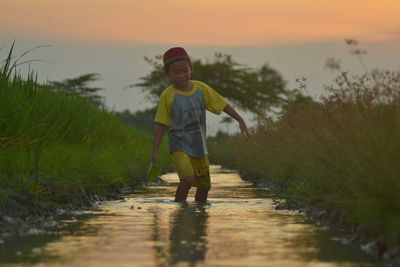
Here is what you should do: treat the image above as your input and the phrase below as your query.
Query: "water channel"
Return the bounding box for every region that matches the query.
[0,166,379,266]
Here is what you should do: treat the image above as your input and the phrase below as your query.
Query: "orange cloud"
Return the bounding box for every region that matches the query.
[1,0,399,45]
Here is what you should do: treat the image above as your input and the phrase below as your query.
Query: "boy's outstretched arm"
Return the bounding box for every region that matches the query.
[223,104,250,139]
[151,122,166,163]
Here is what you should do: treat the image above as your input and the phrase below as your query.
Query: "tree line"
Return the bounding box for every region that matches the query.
[49,53,297,133]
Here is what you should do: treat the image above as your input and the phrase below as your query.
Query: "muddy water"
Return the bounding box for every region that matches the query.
[0,166,378,267]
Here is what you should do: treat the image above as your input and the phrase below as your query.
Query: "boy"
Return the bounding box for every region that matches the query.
[150,47,249,202]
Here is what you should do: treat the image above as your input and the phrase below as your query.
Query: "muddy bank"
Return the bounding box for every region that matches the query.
[0,173,171,244]
[0,187,129,246]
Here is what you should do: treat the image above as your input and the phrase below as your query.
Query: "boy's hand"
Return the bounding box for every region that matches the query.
[239,120,250,140]
[222,104,250,140]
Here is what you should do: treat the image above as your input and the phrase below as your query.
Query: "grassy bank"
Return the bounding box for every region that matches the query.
[0,48,169,214]
[209,70,400,248]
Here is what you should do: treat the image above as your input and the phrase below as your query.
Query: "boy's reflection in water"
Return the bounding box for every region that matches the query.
[169,202,209,266]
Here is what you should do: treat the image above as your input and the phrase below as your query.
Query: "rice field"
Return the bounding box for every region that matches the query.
[0,44,169,212]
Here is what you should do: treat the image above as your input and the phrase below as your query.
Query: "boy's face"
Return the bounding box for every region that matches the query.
[166,59,192,89]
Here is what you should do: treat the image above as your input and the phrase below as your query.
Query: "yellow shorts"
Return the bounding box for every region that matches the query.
[171,151,211,191]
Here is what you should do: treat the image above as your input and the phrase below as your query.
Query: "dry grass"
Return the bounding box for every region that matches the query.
[209,69,400,243]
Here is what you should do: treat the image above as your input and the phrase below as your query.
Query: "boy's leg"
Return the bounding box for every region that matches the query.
[175,176,194,202]
[193,156,210,202]
[195,188,208,202]
[171,152,195,202]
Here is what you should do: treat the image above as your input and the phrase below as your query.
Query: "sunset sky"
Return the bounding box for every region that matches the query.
[2,0,400,46]
[1,1,400,134]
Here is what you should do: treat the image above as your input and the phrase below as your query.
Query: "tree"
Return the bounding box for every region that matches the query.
[131,53,291,114]
[50,73,105,108]
[115,108,156,132]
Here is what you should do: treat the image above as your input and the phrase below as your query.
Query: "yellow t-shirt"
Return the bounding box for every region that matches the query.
[155,80,227,156]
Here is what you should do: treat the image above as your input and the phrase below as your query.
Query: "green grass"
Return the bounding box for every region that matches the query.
[0,44,170,212]
[209,70,400,244]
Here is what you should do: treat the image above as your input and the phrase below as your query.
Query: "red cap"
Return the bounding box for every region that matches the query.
[163,47,190,68]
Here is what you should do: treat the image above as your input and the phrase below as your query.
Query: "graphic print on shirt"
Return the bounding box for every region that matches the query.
[169,88,207,156]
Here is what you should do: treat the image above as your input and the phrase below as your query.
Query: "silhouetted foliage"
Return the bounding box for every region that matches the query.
[50,73,105,108]
[115,108,156,132]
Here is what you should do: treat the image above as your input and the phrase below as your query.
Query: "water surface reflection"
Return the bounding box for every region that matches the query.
[169,203,208,266]
[0,166,378,267]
